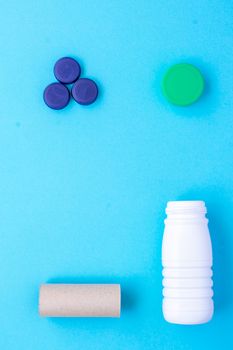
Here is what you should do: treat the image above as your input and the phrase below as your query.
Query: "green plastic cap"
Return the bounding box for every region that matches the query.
[162,63,204,106]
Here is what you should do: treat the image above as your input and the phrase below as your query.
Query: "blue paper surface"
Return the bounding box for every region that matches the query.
[0,1,232,349]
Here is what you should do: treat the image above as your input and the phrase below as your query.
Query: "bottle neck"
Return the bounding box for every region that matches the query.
[165,201,207,222]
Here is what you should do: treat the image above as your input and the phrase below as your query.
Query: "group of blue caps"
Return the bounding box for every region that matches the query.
[43,57,98,110]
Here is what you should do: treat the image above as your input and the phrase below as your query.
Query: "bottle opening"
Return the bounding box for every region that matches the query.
[166,201,207,216]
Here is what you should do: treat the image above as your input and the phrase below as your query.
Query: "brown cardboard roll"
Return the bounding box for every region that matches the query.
[39,284,121,317]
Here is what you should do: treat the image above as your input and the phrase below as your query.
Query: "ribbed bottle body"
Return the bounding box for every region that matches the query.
[162,201,214,324]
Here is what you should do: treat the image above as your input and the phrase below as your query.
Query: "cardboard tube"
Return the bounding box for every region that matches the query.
[39,284,121,317]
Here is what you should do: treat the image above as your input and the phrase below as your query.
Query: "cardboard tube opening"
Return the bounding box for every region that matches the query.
[39,284,121,318]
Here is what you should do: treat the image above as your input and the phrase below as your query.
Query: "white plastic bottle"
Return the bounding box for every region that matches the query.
[162,201,214,325]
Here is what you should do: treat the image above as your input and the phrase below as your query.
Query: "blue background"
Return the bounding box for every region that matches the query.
[0,1,233,349]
